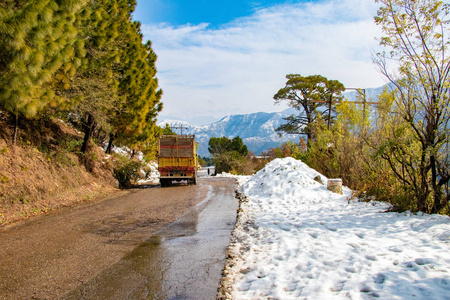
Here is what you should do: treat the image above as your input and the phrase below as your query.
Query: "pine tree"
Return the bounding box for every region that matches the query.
[106,2,163,156]
[0,0,86,142]
[66,0,125,153]
[273,74,345,143]
[59,0,162,157]
[0,0,163,158]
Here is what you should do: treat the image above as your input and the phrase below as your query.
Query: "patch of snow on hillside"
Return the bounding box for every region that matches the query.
[260,118,276,130]
[137,161,159,185]
[223,157,450,300]
[158,119,201,132]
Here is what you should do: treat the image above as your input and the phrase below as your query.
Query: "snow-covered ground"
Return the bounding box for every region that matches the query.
[137,161,160,185]
[220,158,450,299]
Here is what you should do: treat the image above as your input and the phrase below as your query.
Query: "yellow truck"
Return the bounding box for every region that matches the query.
[158,135,197,187]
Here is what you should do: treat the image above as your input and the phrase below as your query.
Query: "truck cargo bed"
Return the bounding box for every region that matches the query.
[158,135,197,186]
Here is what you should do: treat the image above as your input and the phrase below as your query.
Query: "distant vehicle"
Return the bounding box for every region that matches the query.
[158,135,197,187]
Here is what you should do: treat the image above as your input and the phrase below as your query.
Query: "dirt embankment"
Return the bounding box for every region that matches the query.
[0,114,120,226]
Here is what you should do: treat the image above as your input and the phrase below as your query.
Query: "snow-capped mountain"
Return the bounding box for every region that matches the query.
[343,85,387,102]
[158,110,300,157]
[158,86,386,157]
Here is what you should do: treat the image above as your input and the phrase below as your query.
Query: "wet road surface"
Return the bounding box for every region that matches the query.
[0,177,237,300]
[62,177,238,299]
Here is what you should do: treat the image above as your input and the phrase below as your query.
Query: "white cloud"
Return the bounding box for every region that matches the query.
[142,0,388,125]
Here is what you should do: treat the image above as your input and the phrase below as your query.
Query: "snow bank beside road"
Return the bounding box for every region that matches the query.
[221,158,450,299]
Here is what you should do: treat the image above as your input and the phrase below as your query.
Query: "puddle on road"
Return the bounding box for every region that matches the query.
[63,180,237,300]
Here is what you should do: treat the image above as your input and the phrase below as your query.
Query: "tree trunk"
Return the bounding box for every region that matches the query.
[430,154,448,214]
[13,112,18,146]
[327,94,332,130]
[416,143,430,213]
[106,133,114,154]
[81,113,95,154]
[306,111,313,143]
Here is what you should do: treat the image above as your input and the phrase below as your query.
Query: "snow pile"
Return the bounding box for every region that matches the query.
[224,157,450,299]
[217,172,252,187]
[137,161,160,185]
[101,145,160,185]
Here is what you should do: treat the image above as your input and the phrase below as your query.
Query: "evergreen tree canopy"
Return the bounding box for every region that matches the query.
[161,124,177,135]
[208,136,249,174]
[208,136,248,157]
[112,26,163,150]
[60,0,162,155]
[0,0,86,117]
[274,74,345,141]
[0,0,163,160]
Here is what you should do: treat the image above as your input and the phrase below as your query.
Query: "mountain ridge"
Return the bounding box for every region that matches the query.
[158,109,300,157]
[158,86,386,157]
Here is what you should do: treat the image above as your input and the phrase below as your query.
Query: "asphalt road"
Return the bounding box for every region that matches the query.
[0,177,237,300]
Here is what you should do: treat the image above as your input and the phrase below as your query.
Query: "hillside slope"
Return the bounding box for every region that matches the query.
[0,116,120,226]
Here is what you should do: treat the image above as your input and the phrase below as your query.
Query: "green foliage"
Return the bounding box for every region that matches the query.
[307,110,370,190]
[113,154,143,188]
[111,29,163,153]
[67,0,133,154]
[301,1,450,215]
[61,138,83,153]
[200,156,213,167]
[92,1,163,158]
[161,124,177,135]
[135,124,161,162]
[0,0,163,168]
[197,156,206,167]
[208,136,248,157]
[0,0,86,118]
[374,0,450,214]
[273,74,345,141]
[263,141,306,161]
[208,136,249,174]
[306,81,450,214]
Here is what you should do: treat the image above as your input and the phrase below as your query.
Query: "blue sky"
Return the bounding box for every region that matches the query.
[134,0,387,125]
[134,0,300,27]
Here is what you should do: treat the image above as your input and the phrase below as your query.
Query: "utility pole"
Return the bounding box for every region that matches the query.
[346,88,367,109]
[346,88,368,128]
[328,93,332,130]
[311,88,375,130]
[171,126,188,135]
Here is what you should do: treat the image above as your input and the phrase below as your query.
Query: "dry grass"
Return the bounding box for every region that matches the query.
[0,114,120,226]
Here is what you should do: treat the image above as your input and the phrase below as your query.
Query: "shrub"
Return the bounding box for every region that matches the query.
[113,155,144,188]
